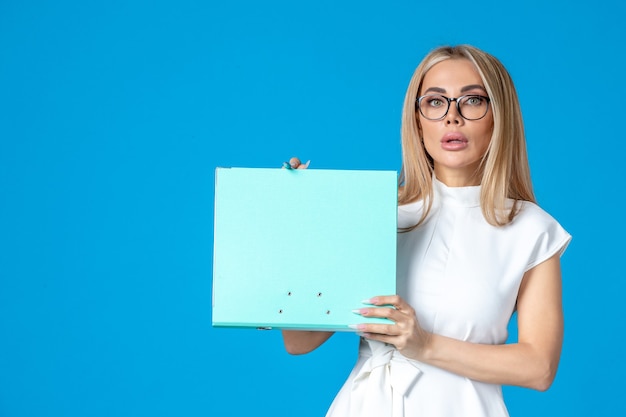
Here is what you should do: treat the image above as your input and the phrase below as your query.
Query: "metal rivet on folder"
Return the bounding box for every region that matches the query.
[317,292,322,297]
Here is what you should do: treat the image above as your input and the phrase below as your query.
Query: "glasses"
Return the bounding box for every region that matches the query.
[416,94,491,121]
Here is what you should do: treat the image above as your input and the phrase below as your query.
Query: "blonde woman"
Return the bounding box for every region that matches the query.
[282,45,571,417]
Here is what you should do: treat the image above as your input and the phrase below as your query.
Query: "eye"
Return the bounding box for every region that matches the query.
[463,95,485,106]
[426,95,446,107]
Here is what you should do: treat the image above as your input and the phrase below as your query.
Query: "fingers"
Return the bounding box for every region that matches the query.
[353,305,399,320]
[365,295,407,311]
[353,296,427,355]
[352,295,415,335]
[282,157,310,169]
[289,157,302,168]
[355,322,400,338]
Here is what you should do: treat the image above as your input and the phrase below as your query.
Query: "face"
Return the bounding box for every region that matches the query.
[418,58,493,186]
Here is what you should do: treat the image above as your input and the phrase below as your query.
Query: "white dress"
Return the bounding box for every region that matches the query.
[326,177,572,417]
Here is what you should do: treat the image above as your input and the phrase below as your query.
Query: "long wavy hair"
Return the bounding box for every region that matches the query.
[398,44,535,229]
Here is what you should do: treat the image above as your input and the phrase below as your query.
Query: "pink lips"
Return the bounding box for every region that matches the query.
[441,132,468,151]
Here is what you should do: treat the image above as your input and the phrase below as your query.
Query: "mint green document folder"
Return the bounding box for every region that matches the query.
[212,167,397,331]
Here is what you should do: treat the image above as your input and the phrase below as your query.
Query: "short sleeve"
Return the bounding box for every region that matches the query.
[522,204,572,272]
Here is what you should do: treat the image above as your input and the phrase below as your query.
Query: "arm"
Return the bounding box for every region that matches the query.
[281,330,334,355]
[279,156,333,355]
[358,253,564,391]
[423,252,563,390]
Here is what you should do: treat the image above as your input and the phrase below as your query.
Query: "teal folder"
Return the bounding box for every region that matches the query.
[212,167,397,331]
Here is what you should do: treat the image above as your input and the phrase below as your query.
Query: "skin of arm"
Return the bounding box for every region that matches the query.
[355,253,564,391]
[279,158,335,356]
[281,330,334,355]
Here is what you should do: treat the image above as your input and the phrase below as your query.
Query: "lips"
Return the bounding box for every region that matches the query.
[440,132,469,151]
[441,132,468,144]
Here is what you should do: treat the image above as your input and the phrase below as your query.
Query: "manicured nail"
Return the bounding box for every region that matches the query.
[348,324,365,330]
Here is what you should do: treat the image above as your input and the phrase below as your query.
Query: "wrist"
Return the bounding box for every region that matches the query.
[417,330,435,363]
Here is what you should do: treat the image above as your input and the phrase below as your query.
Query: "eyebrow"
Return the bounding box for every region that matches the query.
[461,84,487,93]
[422,84,487,95]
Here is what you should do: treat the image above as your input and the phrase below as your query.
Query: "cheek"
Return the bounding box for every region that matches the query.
[479,124,493,142]
[418,122,443,156]
[418,120,437,141]
[422,135,439,159]
[475,130,493,157]
[476,117,494,147]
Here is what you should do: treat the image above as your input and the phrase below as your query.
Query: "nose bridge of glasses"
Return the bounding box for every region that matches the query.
[446,96,462,119]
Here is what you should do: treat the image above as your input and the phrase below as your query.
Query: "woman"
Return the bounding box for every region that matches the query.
[282,44,571,417]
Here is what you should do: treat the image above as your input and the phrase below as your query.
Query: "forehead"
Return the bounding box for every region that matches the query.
[421,58,484,91]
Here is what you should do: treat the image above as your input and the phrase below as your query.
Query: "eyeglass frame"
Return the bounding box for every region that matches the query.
[415,94,491,121]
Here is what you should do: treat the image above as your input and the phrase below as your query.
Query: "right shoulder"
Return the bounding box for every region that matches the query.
[397,199,427,229]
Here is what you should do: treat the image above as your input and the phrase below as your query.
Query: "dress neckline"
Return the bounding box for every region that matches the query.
[433,176,481,208]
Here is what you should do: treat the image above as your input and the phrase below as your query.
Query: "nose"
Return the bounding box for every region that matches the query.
[445,101,462,125]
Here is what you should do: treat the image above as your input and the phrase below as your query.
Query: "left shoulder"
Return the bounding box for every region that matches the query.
[509,200,572,270]
[513,201,563,229]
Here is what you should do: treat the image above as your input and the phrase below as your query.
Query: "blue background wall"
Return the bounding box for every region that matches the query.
[1,1,622,416]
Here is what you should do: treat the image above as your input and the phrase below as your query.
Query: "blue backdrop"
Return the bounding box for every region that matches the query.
[1,1,622,416]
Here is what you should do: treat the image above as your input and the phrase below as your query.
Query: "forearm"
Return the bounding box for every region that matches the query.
[361,256,564,391]
[281,330,334,355]
[420,334,560,391]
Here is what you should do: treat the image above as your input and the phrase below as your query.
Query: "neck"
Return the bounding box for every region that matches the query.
[434,167,482,187]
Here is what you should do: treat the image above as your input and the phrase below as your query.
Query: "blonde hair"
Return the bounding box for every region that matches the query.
[398,44,535,229]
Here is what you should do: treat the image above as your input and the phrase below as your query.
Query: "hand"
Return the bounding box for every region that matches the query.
[282,156,310,169]
[353,295,431,361]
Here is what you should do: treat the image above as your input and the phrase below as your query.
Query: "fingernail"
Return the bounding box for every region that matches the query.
[352,309,362,315]
[348,324,365,330]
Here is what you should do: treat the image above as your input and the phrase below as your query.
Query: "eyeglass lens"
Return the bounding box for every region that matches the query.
[418,95,489,120]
